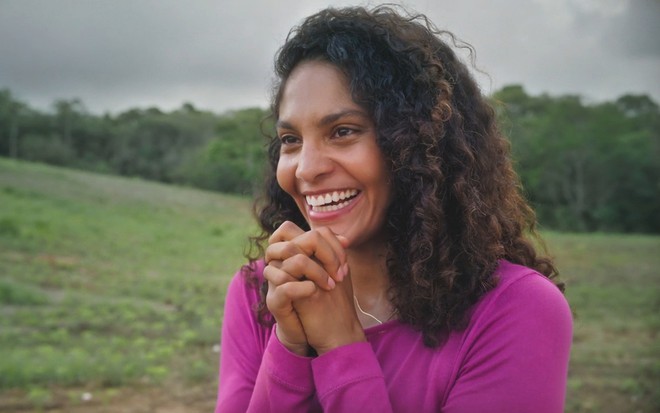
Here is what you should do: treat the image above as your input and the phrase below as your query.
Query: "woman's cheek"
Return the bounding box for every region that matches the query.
[275,158,294,195]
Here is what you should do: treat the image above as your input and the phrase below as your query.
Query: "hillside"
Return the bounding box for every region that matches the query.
[0,157,254,412]
[0,158,658,412]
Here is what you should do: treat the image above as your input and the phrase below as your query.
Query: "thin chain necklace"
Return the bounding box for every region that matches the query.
[353,294,396,325]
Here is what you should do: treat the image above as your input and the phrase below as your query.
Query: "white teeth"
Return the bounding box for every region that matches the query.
[313,200,351,212]
[305,189,358,209]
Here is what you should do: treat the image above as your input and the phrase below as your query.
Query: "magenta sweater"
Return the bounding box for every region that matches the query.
[215,260,572,413]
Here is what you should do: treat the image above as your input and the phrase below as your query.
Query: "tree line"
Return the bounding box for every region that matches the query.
[0,90,270,195]
[493,86,659,233]
[0,87,658,233]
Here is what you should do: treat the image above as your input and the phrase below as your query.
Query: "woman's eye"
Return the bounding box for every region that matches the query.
[335,127,355,137]
[279,135,299,145]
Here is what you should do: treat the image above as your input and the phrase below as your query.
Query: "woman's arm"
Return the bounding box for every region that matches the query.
[311,341,393,413]
[216,266,317,413]
[443,272,573,413]
[246,332,319,412]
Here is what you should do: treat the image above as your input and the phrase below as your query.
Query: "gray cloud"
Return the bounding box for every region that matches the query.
[0,0,658,114]
[599,0,660,58]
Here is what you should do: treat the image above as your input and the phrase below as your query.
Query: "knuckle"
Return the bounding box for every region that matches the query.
[282,242,300,258]
[263,264,285,285]
[263,265,276,282]
[268,221,292,243]
[290,253,308,268]
[267,230,280,244]
[267,233,276,244]
[278,282,295,298]
[284,254,309,276]
[264,241,277,264]
[279,220,295,232]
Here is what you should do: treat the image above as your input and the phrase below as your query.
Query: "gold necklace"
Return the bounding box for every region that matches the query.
[353,294,396,325]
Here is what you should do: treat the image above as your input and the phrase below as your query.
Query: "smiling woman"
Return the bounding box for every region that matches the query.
[215,5,572,413]
[275,61,392,251]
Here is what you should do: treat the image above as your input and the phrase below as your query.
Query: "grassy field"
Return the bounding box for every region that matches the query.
[0,157,658,412]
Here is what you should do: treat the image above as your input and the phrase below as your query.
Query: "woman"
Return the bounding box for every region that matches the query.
[215,6,572,413]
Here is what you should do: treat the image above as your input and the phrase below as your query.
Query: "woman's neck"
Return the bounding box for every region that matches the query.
[346,241,391,307]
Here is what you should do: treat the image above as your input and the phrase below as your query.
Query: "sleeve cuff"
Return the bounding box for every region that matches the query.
[263,326,315,393]
[311,341,384,400]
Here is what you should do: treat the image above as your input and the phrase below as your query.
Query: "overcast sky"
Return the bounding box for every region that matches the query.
[1,0,658,115]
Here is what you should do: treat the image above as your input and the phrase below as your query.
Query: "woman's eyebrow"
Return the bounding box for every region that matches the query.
[317,109,368,126]
[276,109,368,130]
[276,119,294,130]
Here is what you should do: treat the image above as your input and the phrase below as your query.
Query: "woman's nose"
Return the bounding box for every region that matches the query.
[295,141,333,182]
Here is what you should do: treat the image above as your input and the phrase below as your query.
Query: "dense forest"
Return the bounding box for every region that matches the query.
[0,86,658,233]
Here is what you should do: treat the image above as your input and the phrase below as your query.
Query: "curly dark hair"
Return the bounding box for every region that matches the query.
[244,5,562,347]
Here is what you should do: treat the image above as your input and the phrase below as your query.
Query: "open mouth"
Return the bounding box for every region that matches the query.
[306,189,359,212]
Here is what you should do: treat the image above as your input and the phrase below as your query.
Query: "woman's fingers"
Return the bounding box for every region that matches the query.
[266,222,348,286]
[263,260,297,284]
[267,279,318,307]
[268,220,305,244]
[264,222,359,356]
[265,253,336,290]
[336,234,350,248]
[313,227,349,282]
[264,262,319,315]
[266,278,317,341]
[265,278,317,356]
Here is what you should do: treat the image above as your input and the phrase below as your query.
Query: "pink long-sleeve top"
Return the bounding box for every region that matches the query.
[215,260,572,413]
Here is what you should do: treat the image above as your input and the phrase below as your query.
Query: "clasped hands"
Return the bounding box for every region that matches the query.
[264,221,366,356]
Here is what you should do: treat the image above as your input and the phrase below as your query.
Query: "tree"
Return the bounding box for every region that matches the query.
[178,107,271,194]
[53,98,84,149]
[494,85,660,233]
[0,89,29,159]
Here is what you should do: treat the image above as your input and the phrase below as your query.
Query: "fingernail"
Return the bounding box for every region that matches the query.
[335,266,344,282]
[328,277,336,289]
[338,262,349,281]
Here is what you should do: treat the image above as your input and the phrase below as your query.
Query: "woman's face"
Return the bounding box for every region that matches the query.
[276,60,392,249]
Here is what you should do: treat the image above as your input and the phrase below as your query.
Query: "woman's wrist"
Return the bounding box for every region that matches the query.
[313,326,367,356]
[275,324,310,356]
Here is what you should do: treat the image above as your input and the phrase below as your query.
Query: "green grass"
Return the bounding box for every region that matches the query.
[0,158,254,410]
[545,232,660,412]
[0,157,658,412]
